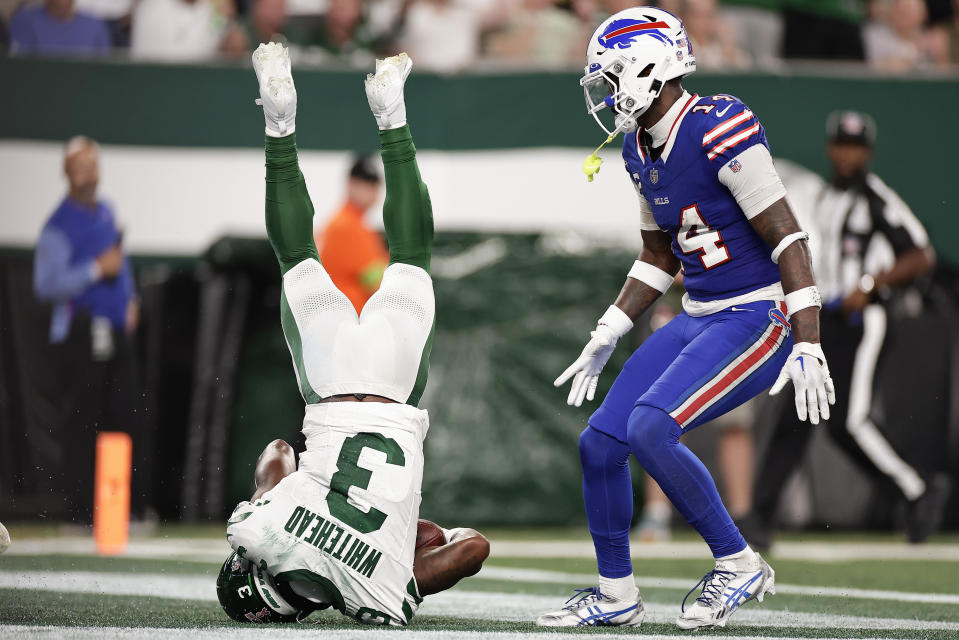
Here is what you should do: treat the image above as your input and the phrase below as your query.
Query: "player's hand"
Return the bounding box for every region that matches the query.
[769,341,836,425]
[554,324,620,407]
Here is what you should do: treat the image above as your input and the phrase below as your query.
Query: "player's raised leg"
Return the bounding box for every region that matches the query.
[362,54,436,406]
[253,43,358,405]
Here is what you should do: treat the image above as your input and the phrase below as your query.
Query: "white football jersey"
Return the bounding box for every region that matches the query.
[227,402,429,625]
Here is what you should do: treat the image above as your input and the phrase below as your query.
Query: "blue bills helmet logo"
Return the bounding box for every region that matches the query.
[598,18,674,49]
[768,307,791,331]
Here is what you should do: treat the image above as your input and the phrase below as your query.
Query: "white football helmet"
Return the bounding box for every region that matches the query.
[581,7,696,136]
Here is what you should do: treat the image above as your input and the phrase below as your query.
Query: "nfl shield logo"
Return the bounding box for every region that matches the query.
[650,169,659,184]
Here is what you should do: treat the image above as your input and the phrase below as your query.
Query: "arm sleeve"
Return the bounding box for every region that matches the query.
[633,183,660,231]
[34,226,98,302]
[717,144,788,220]
[121,256,136,299]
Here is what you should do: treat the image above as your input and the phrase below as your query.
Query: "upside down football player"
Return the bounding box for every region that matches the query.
[543,7,835,630]
[216,44,489,626]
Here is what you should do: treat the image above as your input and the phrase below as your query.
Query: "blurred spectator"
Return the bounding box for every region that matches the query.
[9,0,111,56]
[309,0,375,63]
[221,0,305,56]
[782,0,865,60]
[398,0,506,72]
[130,0,232,61]
[864,0,948,70]
[315,155,388,313]
[719,0,783,68]
[485,0,582,66]
[741,112,950,548]
[679,0,749,70]
[74,0,134,47]
[34,136,148,525]
[930,0,959,64]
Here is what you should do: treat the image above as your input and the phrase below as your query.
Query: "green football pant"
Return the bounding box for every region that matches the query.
[264,127,435,406]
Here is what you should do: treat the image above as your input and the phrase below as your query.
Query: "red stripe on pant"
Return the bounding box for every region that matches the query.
[673,323,785,426]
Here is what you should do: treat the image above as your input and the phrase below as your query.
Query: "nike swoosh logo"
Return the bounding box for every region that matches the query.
[716,105,732,117]
[729,307,754,312]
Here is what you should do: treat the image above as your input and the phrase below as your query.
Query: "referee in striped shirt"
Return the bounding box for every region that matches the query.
[741,111,951,546]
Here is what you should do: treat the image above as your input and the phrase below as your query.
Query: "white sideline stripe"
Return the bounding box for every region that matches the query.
[9,537,959,563]
[476,565,959,605]
[0,628,924,640]
[489,539,959,562]
[2,571,958,632]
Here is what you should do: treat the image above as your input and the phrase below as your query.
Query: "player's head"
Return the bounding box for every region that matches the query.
[825,110,875,184]
[580,7,696,137]
[216,551,305,623]
[346,154,382,212]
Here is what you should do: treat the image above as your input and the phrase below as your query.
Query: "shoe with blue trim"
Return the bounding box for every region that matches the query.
[535,587,645,627]
[675,554,775,629]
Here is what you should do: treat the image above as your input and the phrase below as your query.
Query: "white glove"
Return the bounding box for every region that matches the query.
[554,306,633,407]
[770,341,836,425]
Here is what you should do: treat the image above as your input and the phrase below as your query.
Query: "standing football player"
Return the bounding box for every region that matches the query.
[543,7,834,630]
[216,43,489,626]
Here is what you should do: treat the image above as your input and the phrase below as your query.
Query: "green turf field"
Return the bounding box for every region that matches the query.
[2,525,958,639]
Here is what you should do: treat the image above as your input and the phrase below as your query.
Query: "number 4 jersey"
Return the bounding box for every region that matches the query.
[226,402,429,626]
[623,92,788,314]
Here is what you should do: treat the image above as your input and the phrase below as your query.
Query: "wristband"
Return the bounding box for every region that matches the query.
[784,286,822,318]
[771,231,809,264]
[598,305,634,339]
[627,260,674,293]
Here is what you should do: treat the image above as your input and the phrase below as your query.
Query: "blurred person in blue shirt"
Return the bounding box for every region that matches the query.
[34,136,137,343]
[10,0,111,55]
[33,136,149,526]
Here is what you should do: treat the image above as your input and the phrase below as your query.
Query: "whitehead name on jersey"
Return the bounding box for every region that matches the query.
[624,94,781,303]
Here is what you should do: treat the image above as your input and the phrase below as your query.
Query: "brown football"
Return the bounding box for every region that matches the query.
[416,519,446,549]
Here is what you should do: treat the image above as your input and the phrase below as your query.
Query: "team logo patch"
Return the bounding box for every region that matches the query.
[598,18,674,49]
[728,159,742,173]
[650,168,659,184]
[768,308,791,331]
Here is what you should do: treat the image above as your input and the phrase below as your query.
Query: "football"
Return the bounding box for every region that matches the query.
[0,522,10,554]
[416,519,446,549]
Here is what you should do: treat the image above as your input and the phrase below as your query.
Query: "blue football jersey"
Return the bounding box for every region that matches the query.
[623,93,781,302]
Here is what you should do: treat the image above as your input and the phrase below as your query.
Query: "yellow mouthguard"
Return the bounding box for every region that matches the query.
[583,134,617,183]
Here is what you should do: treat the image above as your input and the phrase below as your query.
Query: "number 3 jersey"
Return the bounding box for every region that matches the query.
[226,402,429,626]
[622,92,788,313]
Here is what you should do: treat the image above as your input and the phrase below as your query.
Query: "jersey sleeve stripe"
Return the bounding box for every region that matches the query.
[706,123,761,160]
[702,110,754,145]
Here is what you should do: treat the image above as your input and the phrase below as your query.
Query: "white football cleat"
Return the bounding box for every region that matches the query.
[536,587,645,627]
[365,53,413,130]
[676,554,776,629]
[252,42,296,137]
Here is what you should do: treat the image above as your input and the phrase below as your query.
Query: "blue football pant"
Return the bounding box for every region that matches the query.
[582,300,792,577]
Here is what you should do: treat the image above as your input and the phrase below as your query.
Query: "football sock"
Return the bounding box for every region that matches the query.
[379,125,434,273]
[627,404,747,559]
[579,425,635,579]
[599,574,639,602]
[717,544,759,571]
[264,133,319,274]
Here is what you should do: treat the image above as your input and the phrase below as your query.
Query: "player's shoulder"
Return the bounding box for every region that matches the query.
[684,94,754,135]
[684,93,765,165]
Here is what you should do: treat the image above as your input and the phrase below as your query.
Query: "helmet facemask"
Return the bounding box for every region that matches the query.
[580,54,672,137]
